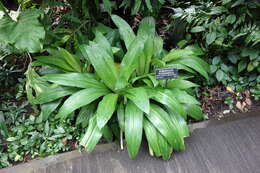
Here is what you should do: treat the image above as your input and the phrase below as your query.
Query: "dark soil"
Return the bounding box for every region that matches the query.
[200,85,260,120]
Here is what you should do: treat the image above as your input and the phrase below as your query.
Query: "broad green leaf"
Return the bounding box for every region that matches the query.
[125,101,143,159]
[216,69,224,81]
[0,9,45,53]
[111,15,135,49]
[60,48,82,73]
[34,56,75,72]
[137,17,155,37]
[158,132,173,160]
[247,62,255,72]
[206,32,217,45]
[116,38,144,90]
[117,102,125,131]
[56,88,110,119]
[165,64,195,74]
[190,26,205,33]
[163,49,194,62]
[94,31,113,57]
[146,104,179,147]
[35,86,78,104]
[132,0,142,14]
[167,109,189,138]
[185,44,205,56]
[170,58,209,80]
[80,115,102,152]
[96,93,118,129]
[170,89,200,105]
[123,87,150,114]
[143,118,161,157]
[185,104,205,120]
[147,88,186,118]
[238,60,247,73]
[167,79,198,89]
[42,73,106,89]
[102,0,112,14]
[145,0,153,12]
[79,44,118,90]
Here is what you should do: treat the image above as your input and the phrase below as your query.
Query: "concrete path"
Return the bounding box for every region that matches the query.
[1,110,260,173]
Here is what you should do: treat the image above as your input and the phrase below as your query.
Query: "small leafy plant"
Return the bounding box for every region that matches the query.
[26,15,209,160]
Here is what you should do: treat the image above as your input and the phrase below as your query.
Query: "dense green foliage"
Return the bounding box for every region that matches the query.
[169,0,260,91]
[0,0,259,168]
[26,15,208,159]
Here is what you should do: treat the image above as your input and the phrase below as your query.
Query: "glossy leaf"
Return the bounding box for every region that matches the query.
[42,73,106,89]
[34,56,75,72]
[147,88,186,117]
[167,79,198,89]
[170,89,200,105]
[35,86,78,104]
[79,44,118,90]
[186,104,205,120]
[125,101,143,159]
[80,115,102,152]
[117,102,125,131]
[143,118,161,157]
[163,49,194,62]
[145,104,178,147]
[123,87,150,114]
[56,88,110,119]
[0,9,45,53]
[96,93,118,129]
[116,38,144,90]
[170,58,209,80]
[111,15,135,49]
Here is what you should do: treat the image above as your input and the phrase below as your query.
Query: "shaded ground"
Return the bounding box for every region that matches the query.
[1,109,260,173]
[200,85,260,120]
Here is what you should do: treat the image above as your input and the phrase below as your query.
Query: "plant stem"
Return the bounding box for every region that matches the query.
[120,130,123,150]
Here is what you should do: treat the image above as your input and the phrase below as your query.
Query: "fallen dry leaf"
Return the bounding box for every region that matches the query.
[245,98,252,106]
[62,137,68,146]
[236,101,243,111]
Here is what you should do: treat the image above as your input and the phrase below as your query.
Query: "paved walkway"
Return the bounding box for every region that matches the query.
[1,111,260,173]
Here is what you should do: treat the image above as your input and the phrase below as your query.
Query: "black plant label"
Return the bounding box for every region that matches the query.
[155,68,178,80]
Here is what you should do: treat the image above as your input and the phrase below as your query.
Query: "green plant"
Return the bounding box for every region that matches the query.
[168,0,260,92]
[0,4,45,53]
[26,15,208,160]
